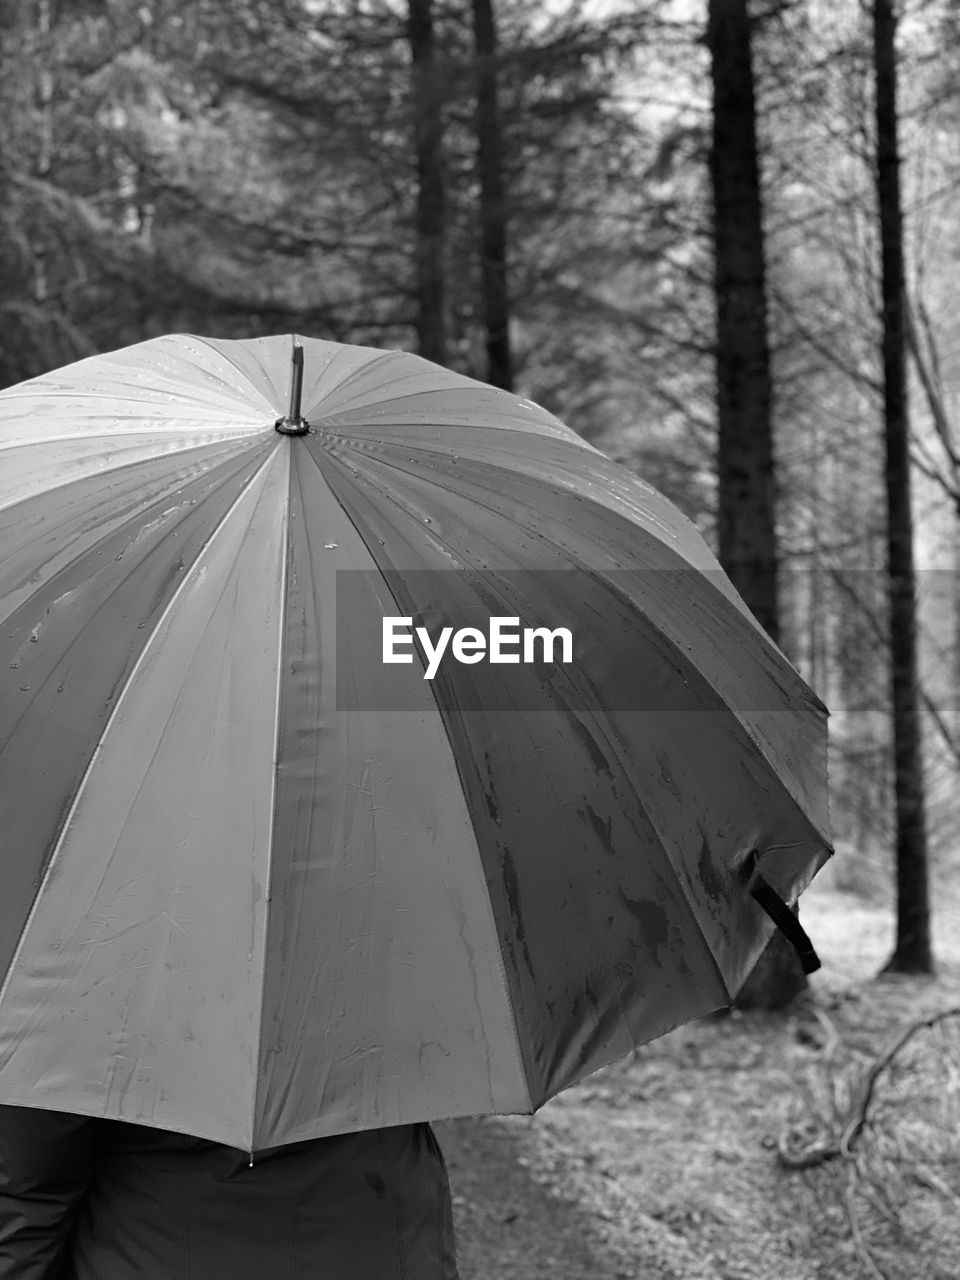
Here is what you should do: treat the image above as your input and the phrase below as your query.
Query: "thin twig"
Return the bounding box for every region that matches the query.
[826,568,960,765]
[778,1007,960,1169]
[906,297,960,474]
[810,1004,841,1063]
[844,1160,889,1280]
[840,1008,960,1156]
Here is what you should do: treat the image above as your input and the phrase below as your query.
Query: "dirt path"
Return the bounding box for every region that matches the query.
[439,1114,720,1280]
[437,882,960,1280]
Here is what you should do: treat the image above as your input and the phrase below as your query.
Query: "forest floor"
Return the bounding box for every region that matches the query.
[437,869,960,1280]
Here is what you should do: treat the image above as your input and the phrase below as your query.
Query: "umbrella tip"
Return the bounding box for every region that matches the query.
[275,342,310,436]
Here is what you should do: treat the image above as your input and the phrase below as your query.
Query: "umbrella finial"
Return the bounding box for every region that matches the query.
[275,341,310,436]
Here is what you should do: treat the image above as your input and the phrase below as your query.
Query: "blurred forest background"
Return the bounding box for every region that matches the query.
[2,0,958,992]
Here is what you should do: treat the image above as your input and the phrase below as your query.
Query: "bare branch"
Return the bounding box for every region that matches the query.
[906,295,960,491]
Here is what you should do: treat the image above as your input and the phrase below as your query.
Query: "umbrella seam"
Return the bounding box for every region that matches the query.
[0,442,277,641]
[334,445,831,851]
[424,711,539,1113]
[529,689,737,1016]
[0,445,283,1016]
[298,347,418,420]
[309,389,577,436]
[593,571,833,854]
[191,335,291,417]
[320,438,701,566]
[247,445,292,1154]
[0,437,267,526]
[293,341,587,449]
[300,444,737,1079]
[0,437,270,526]
[297,442,824,1011]
[656,852,735,1008]
[0,420,267,439]
[0,332,284,421]
[295,442,535,1115]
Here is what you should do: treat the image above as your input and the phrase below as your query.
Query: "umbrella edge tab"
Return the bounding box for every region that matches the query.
[747,871,822,975]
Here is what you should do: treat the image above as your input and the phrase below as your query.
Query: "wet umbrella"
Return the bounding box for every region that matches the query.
[0,334,831,1151]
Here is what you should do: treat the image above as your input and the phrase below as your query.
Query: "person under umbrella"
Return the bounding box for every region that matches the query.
[0,334,829,1277]
[0,1105,459,1278]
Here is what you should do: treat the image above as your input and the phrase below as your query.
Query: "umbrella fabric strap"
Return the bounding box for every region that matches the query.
[748,875,822,974]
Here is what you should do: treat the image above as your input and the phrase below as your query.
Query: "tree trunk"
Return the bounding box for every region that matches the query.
[707,0,802,1011]
[408,0,447,366]
[33,0,53,305]
[707,0,779,642]
[472,0,513,391]
[872,0,933,975]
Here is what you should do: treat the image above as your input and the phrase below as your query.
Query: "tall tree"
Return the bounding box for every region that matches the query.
[872,0,933,974]
[408,0,448,365]
[706,0,779,644]
[472,0,513,389]
[707,0,803,1009]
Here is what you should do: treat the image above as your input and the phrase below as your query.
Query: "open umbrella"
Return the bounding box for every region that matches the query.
[0,334,831,1151]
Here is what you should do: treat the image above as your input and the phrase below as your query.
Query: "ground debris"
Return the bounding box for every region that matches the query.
[438,884,960,1280]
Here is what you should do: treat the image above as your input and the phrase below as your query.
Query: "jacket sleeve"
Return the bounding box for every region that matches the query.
[0,1105,98,1279]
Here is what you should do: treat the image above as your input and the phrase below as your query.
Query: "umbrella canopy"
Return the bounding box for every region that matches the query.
[0,334,831,1151]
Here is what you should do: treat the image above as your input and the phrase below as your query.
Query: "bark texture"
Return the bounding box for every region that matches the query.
[472,0,513,390]
[707,0,801,1010]
[408,0,447,366]
[873,0,933,974]
[706,0,779,644]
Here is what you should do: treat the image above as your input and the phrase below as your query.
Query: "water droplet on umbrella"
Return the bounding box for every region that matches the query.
[424,517,432,524]
[323,542,338,549]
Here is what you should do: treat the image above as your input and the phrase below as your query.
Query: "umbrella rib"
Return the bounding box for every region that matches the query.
[299,447,822,1005]
[0,427,265,454]
[310,384,556,414]
[292,443,535,1114]
[319,444,830,850]
[311,410,582,448]
[336,434,693,540]
[648,839,735,1008]
[0,437,267,524]
[298,347,411,420]
[0,444,284,1014]
[248,447,291,1154]
[537,674,737,1021]
[190,337,290,417]
[310,449,726,1074]
[594,568,832,853]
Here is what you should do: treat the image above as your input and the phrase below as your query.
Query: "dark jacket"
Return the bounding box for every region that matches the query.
[0,1106,459,1279]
